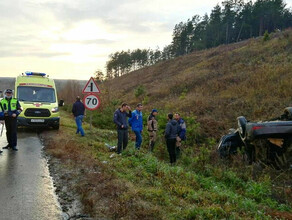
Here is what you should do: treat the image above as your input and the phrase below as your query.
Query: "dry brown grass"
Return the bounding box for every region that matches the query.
[99,29,292,139]
[42,125,161,219]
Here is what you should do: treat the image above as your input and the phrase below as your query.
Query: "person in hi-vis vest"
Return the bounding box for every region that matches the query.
[0,100,4,154]
[0,89,22,151]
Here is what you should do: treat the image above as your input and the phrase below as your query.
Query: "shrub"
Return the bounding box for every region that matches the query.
[134,85,146,98]
[263,30,270,42]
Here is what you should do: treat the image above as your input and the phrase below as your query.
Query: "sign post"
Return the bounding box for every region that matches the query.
[82,78,101,132]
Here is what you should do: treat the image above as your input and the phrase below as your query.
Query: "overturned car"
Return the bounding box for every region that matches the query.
[218,107,292,169]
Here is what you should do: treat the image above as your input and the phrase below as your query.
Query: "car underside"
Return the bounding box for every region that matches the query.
[218,107,292,169]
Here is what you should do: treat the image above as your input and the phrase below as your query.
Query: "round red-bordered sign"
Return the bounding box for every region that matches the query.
[83,94,101,110]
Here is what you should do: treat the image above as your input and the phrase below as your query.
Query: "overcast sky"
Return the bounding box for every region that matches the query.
[0,0,291,80]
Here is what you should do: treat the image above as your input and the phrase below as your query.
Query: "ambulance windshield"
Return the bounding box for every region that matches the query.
[18,86,56,103]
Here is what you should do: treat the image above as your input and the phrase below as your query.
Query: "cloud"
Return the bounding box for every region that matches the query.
[4,0,289,79]
[0,49,70,58]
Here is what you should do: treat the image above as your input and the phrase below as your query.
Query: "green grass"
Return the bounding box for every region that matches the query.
[47,110,291,219]
[54,30,292,219]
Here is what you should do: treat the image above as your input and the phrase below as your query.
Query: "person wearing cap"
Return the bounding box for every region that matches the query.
[0,89,22,151]
[147,109,158,152]
[128,103,143,150]
[72,96,86,137]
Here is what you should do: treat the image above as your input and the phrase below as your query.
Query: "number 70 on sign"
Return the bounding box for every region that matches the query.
[83,94,100,110]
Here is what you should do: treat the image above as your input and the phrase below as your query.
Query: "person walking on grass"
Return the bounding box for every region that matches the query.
[165,113,180,165]
[128,103,143,150]
[113,103,132,154]
[72,96,86,137]
[147,109,158,152]
[175,112,187,158]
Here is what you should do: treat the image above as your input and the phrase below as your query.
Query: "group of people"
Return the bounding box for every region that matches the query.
[113,103,186,165]
[0,89,22,153]
[0,90,187,164]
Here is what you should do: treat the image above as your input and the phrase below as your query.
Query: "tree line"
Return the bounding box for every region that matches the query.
[105,0,292,79]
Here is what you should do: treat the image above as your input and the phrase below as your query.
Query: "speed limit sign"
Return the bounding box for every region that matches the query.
[83,94,100,110]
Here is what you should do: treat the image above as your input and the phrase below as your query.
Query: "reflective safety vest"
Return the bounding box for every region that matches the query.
[0,102,3,119]
[0,98,18,111]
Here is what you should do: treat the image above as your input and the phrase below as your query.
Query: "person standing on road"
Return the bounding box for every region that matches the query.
[113,103,132,154]
[0,106,4,154]
[128,103,143,150]
[147,109,158,152]
[165,113,180,165]
[0,89,22,151]
[72,96,86,137]
[175,113,187,157]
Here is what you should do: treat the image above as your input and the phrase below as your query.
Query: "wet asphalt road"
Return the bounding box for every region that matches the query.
[0,127,62,220]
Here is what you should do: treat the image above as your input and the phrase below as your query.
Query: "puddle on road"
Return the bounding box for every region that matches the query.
[0,130,62,220]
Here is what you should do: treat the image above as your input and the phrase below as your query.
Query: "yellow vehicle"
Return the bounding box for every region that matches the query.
[15,71,61,129]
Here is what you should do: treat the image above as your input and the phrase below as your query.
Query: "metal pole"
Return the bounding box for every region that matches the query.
[90,111,92,131]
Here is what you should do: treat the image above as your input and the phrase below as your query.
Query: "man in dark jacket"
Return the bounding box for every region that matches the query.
[165,113,179,165]
[1,89,22,151]
[72,96,86,136]
[113,103,132,154]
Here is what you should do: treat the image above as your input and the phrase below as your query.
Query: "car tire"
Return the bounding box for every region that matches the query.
[284,107,292,120]
[237,116,247,140]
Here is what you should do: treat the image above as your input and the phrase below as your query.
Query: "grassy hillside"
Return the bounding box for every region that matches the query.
[52,30,292,219]
[43,111,291,219]
[99,29,292,139]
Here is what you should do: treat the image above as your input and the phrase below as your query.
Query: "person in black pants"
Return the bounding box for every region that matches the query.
[0,110,4,154]
[165,113,180,165]
[113,103,132,154]
[0,89,22,151]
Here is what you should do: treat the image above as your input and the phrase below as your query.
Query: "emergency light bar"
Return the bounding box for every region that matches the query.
[25,71,46,77]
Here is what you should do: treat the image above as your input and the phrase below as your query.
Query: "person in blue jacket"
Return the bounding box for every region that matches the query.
[128,103,143,150]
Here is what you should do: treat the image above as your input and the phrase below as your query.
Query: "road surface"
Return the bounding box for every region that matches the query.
[0,127,62,220]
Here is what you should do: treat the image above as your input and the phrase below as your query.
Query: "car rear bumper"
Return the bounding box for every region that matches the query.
[17,116,60,128]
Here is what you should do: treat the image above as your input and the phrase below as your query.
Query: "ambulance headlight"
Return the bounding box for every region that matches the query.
[52,107,59,113]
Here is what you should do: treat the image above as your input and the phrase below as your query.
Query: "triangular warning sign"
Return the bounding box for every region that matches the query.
[82,77,101,94]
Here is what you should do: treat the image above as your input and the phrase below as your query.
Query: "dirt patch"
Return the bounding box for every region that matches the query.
[40,128,160,220]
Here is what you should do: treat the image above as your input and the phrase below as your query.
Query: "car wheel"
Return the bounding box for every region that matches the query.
[284,107,292,120]
[237,116,247,140]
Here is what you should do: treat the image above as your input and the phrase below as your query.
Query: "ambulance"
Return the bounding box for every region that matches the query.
[15,71,61,129]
